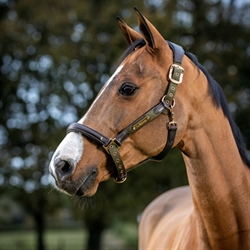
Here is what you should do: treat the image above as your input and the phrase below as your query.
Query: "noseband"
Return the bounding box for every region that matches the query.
[67,42,184,183]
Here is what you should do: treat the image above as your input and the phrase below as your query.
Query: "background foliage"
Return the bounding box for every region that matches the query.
[0,0,249,249]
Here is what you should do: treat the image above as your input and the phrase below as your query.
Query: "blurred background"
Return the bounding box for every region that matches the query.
[0,0,249,249]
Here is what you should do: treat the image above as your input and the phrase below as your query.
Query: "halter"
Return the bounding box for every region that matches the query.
[66,42,184,183]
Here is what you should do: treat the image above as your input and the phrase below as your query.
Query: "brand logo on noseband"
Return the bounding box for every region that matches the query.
[132,116,151,131]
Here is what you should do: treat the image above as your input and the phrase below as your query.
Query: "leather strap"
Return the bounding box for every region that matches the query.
[106,142,127,183]
[115,102,171,145]
[67,123,127,183]
[167,41,184,64]
[151,42,184,161]
[162,42,184,106]
[67,123,111,146]
[152,124,177,161]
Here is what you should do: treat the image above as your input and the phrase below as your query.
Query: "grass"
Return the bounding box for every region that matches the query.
[0,229,84,250]
[45,229,87,250]
[0,230,34,250]
[0,228,134,250]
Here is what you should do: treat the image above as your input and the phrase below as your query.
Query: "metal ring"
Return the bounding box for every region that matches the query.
[161,95,169,109]
[161,95,176,109]
[170,99,176,109]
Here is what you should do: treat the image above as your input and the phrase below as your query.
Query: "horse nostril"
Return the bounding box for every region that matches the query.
[54,158,75,180]
[61,161,71,173]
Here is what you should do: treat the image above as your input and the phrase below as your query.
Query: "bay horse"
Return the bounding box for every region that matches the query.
[49,8,250,249]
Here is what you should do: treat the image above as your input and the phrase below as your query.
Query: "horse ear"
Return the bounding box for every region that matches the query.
[134,7,165,50]
[117,16,142,45]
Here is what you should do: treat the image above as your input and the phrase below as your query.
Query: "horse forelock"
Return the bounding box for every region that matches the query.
[119,39,146,64]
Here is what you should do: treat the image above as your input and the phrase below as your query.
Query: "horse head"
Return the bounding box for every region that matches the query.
[49,8,191,197]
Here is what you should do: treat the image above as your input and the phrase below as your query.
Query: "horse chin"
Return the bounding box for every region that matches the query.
[75,181,99,197]
[74,166,100,197]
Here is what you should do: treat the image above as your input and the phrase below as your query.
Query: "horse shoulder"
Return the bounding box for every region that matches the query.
[139,185,198,249]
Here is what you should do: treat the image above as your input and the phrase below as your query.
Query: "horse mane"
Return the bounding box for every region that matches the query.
[185,52,250,167]
[119,40,250,167]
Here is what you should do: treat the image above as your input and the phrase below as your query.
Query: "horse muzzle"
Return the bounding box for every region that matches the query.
[50,157,98,197]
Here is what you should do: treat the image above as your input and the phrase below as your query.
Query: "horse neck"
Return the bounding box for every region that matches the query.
[179,72,250,248]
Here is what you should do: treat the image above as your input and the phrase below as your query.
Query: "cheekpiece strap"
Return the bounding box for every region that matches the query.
[151,42,184,161]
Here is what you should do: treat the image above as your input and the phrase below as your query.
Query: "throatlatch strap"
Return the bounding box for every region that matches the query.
[152,124,177,161]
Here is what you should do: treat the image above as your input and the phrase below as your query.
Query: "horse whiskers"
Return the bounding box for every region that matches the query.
[47,186,55,194]
[72,195,94,210]
[72,191,105,210]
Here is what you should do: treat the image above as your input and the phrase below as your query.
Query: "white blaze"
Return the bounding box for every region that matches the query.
[79,64,124,123]
[49,64,124,179]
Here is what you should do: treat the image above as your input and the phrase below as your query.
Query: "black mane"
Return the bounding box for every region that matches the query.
[119,40,250,167]
[185,52,250,167]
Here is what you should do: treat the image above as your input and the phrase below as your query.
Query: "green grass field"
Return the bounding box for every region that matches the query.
[0,228,134,250]
[0,229,84,250]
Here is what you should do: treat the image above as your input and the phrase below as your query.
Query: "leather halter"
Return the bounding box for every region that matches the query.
[66,42,184,183]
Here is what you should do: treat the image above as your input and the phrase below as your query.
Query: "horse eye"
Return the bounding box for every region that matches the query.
[119,83,139,96]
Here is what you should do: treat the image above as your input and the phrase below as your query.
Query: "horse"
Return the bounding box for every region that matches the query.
[49,7,250,249]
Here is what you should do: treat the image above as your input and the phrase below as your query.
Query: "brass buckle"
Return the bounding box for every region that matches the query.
[169,64,184,84]
[168,121,177,129]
